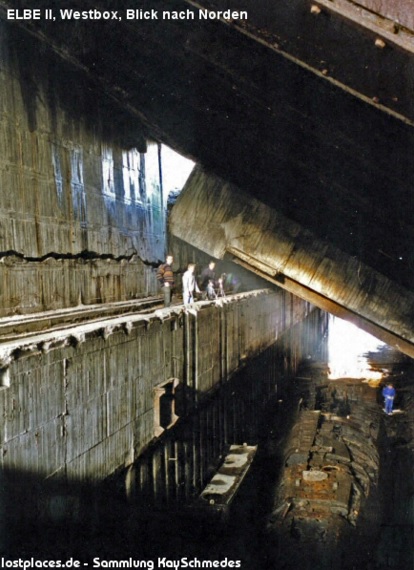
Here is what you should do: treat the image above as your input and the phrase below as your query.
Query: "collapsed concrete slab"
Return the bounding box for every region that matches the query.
[170,167,414,357]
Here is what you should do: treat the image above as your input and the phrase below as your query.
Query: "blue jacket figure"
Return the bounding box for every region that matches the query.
[382,383,396,415]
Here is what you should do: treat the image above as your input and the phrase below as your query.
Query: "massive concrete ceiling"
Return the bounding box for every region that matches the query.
[2,0,414,352]
[171,167,414,356]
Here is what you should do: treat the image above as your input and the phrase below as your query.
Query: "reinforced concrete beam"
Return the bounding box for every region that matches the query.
[170,167,414,358]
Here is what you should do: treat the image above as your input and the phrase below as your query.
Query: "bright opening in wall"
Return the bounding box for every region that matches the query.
[328,315,385,382]
[0,367,10,389]
[161,145,194,201]
[154,378,180,437]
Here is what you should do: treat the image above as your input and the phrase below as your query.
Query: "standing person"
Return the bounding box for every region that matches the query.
[200,261,216,292]
[182,263,200,305]
[206,279,217,300]
[217,274,226,297]
[157,255,174,307]
[382,383,396,415]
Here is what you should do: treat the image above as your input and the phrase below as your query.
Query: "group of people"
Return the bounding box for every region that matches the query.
[156,256,237,307]
[158,255,401,418]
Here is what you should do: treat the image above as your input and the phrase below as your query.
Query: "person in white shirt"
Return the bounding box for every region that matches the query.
[182,263,200,305]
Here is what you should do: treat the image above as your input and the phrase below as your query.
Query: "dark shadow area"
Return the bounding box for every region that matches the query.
[5,18,148,150]
[371,348,414,570]
[1,343,286,564]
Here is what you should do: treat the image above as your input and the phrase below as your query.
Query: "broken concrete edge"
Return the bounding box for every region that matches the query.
[0,250,155,266]
[197,444,258,506]
[0,288,274,370]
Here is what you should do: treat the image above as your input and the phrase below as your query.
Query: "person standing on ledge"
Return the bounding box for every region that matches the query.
[182,262,200,305]
[199,260,216,295]
[382,383,396,415]
[157,254,174,307]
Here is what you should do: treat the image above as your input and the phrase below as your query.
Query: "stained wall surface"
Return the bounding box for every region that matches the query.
[0,22,166,315]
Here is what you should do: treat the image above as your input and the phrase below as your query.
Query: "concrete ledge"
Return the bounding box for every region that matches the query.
[0,288,274,369]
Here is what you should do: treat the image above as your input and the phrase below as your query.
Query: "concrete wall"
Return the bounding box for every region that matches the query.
[0,291,289,481]
[0,290,320,532]
[0,22,166,315]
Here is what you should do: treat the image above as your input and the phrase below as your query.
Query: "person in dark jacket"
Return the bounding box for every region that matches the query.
[199,261,216,291]
[382,383,396,415]
[156,255,174,307]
